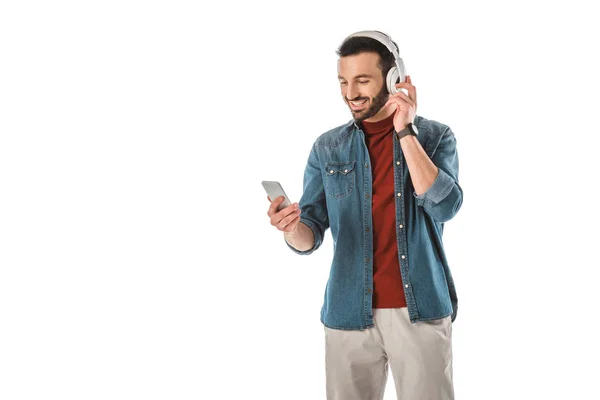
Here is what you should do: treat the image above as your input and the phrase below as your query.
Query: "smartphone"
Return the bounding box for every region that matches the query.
[262,181,292,211]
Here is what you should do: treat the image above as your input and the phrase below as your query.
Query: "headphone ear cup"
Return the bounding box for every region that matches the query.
[386,67,400,94]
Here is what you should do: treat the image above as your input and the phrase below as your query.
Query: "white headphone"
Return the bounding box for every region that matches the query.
[342,30,407,94]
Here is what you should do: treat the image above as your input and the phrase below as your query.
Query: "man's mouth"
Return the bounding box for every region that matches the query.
[349,99,368,111]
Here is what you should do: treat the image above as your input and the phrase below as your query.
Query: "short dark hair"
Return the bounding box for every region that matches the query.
[336,36,396,80]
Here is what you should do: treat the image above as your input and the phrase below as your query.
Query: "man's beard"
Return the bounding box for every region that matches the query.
[348,84,389,122]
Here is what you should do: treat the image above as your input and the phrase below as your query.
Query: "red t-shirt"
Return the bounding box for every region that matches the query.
[361,112,407,309]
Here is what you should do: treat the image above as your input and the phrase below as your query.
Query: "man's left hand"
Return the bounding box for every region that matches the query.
[384,75,418,133]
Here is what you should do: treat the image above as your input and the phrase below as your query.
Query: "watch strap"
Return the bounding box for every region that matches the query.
[394,125,415,140]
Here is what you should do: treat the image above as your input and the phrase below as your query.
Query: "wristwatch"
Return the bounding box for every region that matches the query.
[394,123,419,140]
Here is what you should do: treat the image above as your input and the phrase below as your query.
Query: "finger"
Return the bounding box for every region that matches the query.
[395,81,417,104]
[267,196,286,216]
[385,90,412,102]
[275,202,299,221]
[282,215,301,232]
[391,91,415,107]
[279,209,301,229]
[270,202,299,225]
[384,94,401,107]
[277,209,302,230]
[384,97,401,112]
[385,95,411,111]
[387,91,415,109]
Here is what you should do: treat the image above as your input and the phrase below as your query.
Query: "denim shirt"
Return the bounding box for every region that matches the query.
[286,114,463,330]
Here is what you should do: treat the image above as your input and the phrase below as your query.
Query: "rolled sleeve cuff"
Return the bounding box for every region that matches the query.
[413,168,455,207]
[285,217,322,255]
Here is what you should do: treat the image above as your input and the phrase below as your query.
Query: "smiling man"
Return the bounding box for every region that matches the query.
[339,55,390,122]
[266,31,463,400]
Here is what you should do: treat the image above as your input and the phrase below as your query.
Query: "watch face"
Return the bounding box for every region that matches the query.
[411,123,419,135]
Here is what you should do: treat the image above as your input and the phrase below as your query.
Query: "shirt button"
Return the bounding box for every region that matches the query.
[366,257,370,263]
[365,163,369,168]
[405,284,409,288]
[401,255,406,259]
[367,288,371,293]
[399,224,403,229]
[396,161,400,165]
[330,169,334,173]
[397,192,402,197]
[366,194,370,199]
[365,227,370,232]
[344,169,348,173]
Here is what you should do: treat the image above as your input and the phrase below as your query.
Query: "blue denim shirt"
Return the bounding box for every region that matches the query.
[286,114,463,330]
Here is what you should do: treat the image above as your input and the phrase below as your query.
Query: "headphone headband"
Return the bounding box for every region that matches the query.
[344,30,400,59]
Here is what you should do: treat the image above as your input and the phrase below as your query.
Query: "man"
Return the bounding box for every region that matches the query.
[266,31,463,400]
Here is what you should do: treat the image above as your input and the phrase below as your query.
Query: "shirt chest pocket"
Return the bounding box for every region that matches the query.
[324,160,356,198]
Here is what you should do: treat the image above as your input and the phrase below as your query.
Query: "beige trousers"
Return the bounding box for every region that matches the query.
[324,308,454,400]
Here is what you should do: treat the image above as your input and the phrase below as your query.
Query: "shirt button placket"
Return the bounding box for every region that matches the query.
[395,153,411,313]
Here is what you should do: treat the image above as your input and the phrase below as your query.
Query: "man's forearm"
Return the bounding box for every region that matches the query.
[284,221,315,252]
[399,135,438,195]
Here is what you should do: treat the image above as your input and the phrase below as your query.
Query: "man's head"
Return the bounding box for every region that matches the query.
[336,36,397,122]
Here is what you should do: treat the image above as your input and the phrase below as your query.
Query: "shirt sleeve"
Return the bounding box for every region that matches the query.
[412,127,463,223]
[286,143,330,255]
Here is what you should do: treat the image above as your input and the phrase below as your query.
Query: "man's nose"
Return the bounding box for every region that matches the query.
[347,82,359,100]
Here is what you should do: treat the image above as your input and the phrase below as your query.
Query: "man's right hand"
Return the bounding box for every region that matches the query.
[267,196,302,234]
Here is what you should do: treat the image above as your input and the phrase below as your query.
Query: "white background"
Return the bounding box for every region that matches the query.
[1,1,599,399]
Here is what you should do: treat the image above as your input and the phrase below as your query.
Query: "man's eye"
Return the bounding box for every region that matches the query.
[340,82,347,85]
[358,80,369,84]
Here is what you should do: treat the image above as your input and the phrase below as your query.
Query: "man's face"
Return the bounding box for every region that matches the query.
[338,52,390,122]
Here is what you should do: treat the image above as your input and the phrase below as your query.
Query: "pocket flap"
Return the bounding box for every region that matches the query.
[325,161,356,176]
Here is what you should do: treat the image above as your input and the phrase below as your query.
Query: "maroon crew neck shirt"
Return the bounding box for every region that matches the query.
[361,111,407,309]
